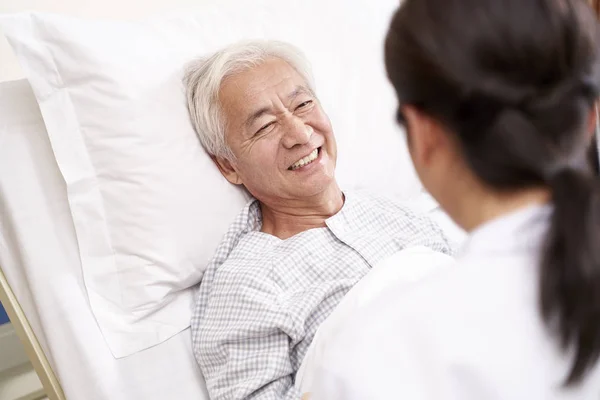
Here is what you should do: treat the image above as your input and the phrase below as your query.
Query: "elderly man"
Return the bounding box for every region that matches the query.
[184,40,453,400]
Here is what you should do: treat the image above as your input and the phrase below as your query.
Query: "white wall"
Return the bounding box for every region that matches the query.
[0,0,214,82]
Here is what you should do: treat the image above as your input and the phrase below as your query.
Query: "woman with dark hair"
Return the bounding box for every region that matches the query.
[308,0,600,398]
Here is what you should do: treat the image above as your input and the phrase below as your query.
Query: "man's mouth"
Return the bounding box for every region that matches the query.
[288,147,320,171]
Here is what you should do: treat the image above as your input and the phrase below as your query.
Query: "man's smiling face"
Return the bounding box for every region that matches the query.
[214,57,338,204]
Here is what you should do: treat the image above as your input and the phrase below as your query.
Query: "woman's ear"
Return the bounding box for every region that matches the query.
[402,105,444,167]
[213,156,243,185]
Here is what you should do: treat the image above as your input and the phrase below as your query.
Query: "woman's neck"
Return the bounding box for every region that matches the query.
[259,184,344,240]
[450,185,551,233]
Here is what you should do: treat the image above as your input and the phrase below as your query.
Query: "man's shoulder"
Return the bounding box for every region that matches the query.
[226,196,262,235]
[218,233,279,271]
[202,198,263,270]
[198,243,283,316]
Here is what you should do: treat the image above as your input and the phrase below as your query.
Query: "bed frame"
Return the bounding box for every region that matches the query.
[0,265,65,400]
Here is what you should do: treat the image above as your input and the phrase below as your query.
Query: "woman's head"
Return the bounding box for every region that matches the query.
[386,0,600,211]
[385,0,600,386]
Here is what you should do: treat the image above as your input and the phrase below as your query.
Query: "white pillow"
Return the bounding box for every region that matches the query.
[0,79,211,400]
[0,0,419,358]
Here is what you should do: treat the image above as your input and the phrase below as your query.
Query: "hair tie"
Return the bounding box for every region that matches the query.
[544,155,590,182]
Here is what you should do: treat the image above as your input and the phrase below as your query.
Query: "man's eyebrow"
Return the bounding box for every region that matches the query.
[245,107,271,129]
[244,86,313,129]
[288,85,312,101]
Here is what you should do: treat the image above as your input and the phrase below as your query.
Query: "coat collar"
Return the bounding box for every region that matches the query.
[460,204,553,258]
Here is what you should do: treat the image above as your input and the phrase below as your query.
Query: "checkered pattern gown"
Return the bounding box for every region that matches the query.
[191,191,454,400]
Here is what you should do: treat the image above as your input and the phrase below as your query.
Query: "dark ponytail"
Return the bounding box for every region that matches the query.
[542,168,600,385]
[385,0,600,385]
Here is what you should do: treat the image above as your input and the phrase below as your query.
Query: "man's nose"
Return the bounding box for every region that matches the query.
[282,116,313,149]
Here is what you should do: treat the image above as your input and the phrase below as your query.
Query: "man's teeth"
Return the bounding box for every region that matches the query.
[290,149,319,170]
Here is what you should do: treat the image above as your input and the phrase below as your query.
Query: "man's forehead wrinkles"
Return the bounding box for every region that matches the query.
[245,75,296,97]
[219,60,313,137]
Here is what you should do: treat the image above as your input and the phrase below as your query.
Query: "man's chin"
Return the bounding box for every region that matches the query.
[287,176,338,199]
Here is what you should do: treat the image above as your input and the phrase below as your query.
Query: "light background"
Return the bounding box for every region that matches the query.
[0,0,218,81]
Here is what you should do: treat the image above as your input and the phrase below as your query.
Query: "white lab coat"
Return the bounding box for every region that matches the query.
[310,205,600,400]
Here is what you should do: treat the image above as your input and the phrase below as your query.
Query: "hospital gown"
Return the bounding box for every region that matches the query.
[191,190,453,400]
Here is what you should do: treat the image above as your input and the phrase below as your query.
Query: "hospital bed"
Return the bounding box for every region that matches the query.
[0,3,419,398]
[0,77,457,400]
[0,78,453,400]
[0,2,403,397]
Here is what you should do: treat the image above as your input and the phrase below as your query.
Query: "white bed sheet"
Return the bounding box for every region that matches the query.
[0,79,208,400]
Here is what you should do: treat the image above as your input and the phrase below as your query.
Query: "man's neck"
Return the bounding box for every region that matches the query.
[259,184,344,240]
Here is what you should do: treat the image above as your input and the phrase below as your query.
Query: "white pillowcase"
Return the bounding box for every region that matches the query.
[0,0,420,358]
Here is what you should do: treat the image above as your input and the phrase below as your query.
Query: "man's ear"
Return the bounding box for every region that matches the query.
[213,155,243,185]
[401,105,443,167]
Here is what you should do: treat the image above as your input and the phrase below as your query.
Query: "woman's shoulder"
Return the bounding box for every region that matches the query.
[330,251,538,355]
[310,255,549,399]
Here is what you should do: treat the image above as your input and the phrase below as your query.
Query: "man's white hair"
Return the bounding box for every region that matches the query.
[184,40,316,160]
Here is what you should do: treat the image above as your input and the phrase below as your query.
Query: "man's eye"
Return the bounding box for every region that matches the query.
[257,121,275,134]
[296,100,313,110]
